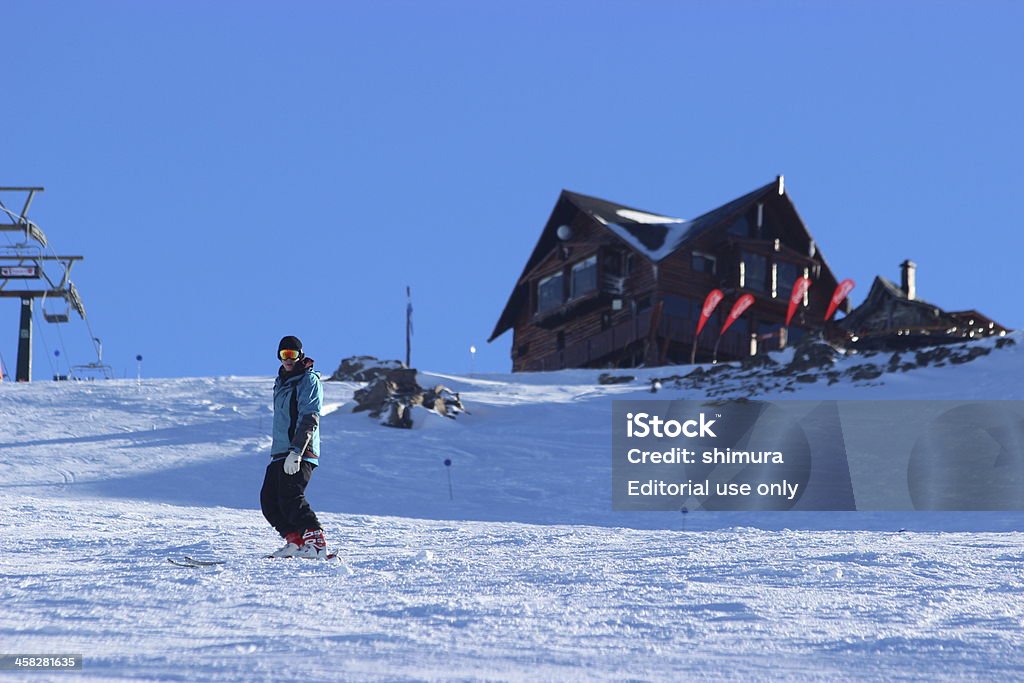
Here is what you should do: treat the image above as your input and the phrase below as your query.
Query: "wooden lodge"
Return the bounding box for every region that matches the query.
[489,177,849,372]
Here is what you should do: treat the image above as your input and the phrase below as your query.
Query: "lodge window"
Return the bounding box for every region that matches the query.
[570,255,598,300]
[739,251,768,292]
[775,260,799,299]
[605,251,634,277]
[537,272,564,313]
[692,251,717,275]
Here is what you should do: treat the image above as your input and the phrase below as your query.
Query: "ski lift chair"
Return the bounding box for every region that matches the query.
[41,289,71,323]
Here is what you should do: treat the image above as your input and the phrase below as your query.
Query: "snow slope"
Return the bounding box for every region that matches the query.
[1,334,1022,681]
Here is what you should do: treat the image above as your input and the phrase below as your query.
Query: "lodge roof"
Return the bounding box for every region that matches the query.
[489,177,800,342]
[838,275,1010,341]
[563,179,783,263]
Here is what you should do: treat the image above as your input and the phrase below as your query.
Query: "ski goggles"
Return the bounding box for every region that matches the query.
[278,349,301,361]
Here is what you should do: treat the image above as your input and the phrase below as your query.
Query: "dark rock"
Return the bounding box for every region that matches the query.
[886,353,918,373]
[949,346,991,364]
[795,374,818,384]
[384,401,413,429]
[385,368,421,393]
[741,354,779,370]
[423,385,466,418]
[914,347,952,367]
[331,356,406,382]
[788,342,838,373]
[353,368,466,428]
[996,337,1016,349]
[352,378,394,413]
[847,364,884,381]
[598,373,635,385]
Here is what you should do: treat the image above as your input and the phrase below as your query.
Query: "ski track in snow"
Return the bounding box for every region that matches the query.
[0,335,1022,681]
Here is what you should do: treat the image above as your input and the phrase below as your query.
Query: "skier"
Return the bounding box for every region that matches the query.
[260,335,329,559]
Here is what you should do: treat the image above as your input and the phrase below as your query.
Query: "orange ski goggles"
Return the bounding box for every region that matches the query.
[278,348,301,361]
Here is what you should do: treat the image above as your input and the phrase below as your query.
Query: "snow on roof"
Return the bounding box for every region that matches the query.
[592,212,699,262]
[561,189,749,263]
[614,208,685,225]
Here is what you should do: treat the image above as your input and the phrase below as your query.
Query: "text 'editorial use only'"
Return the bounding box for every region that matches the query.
[611,400,1024,512]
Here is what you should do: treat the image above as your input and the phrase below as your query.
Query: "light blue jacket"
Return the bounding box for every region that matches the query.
[271,359,323,465]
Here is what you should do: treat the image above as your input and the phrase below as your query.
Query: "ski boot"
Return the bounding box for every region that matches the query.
[294,528,328,559]
[270,531,303,558]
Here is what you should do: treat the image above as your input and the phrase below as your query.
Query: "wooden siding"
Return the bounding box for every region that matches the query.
[504,185,845,372]
[511,207,664,371]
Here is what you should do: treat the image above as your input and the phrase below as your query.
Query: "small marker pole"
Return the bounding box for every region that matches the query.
[444,458,453,500]
[136,354,143,392]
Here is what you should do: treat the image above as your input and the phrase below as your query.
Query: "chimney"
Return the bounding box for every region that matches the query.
[900,259,917,300]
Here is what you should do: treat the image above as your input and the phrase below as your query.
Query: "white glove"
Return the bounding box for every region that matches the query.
[283,449,302,475]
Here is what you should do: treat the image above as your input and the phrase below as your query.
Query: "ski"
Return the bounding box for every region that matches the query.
[168,558,202,567]
[169,553,340,566]
[265,552,338,560]
[167,556,226,568]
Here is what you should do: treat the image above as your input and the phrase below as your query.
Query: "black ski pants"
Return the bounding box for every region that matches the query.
[260,459,322,537]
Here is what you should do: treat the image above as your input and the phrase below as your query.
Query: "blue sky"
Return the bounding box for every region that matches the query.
[2,1,1021,380]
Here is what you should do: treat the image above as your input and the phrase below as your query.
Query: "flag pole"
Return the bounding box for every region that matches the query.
[405,286,413,368]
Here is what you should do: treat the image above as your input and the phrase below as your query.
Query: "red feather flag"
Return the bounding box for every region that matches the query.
[695,289,724,336]
[785,276,812,326]
[825,279,856,321]
[720,294,755,337]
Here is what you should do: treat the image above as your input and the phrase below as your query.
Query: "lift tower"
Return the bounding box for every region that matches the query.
[0,187,86,382]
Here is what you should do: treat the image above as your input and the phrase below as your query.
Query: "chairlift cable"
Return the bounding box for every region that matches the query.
[53,314,73,371]
[26,202,101,363]
[30,303,58,378]
[83,315,103,362]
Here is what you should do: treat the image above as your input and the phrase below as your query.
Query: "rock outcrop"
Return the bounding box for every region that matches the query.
[352,368,466,428]
[330,356,406,382]
[650,336,1008,399]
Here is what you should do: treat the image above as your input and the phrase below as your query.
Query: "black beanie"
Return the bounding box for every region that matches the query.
[278,335,303,357]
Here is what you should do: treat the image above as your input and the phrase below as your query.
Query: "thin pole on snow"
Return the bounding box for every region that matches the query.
[444,458,453,501]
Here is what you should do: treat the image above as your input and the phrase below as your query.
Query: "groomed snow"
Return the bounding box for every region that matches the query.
[1,333,1022,681]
